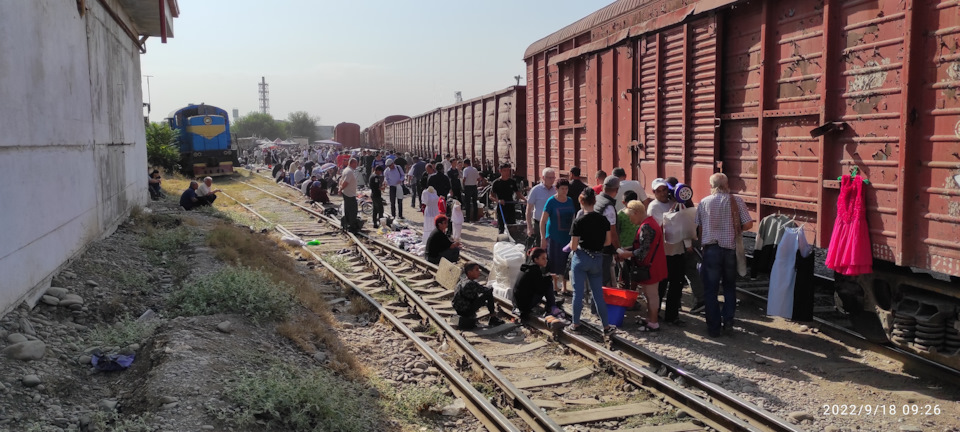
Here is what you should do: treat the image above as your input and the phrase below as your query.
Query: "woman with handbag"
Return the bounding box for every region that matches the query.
[617,200,667,332]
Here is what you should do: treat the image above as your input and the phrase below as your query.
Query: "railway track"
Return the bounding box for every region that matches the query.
[219,173,801,432]
[732,265,960,386]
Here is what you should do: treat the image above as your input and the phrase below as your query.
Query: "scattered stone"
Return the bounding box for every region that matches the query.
[441,399,466,416]
[788,411,814,423]
[899,426,923,432]
[2,341,47,360]
[312,351,328,363]
[97,399,118,412]
[46,287,68,299]
[216,321,233,333]
[138,309,157,322]
[753,356,767,365]
[59,294,84,307]
[40,295,60,306]
[77,355,92,365]
[546,360,563,370]
[824,426,840,432]
[6,333,27,344]
[19,319,36,336]
[799,325,809,332]
[21,375,42,387]
[85,280,99,287]
[159,396,179,404]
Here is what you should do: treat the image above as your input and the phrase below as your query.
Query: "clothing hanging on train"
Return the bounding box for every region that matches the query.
[751,214,796,278]
[767,226,813,320]
[792,248,815,321]
[825,175,872,276]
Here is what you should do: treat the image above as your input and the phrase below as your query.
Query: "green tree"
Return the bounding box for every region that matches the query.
[287,111,318,143]
[145,122,181,172]
[232,112,282,139]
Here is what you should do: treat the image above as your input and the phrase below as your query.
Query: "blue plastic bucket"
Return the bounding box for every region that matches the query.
[607,304,627,327]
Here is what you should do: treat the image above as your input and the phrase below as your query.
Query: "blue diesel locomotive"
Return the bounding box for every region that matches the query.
[165,104,238,176]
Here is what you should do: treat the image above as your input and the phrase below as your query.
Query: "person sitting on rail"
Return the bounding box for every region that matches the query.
[512,247,561,322]
[197,177,221,205]
[293,164,307,186]
[310,176,330,204]
[148,169,164,200]
[179,181,213,211]
[453,263,505,330]
[425,215,461,265]
[302,175,317,197]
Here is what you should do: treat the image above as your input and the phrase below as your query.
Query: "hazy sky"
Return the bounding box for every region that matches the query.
[141,0,612,128]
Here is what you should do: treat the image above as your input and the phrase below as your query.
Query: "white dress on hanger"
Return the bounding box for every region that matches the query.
[767,226,812,319]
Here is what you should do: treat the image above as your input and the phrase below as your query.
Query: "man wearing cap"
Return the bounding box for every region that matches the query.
[647,178,690,325]
[567,167,588,211]
[594,175,621,287]
[612,167,650,211]
[385,158,406,219]
[525,168,558,246]
[491,163,521,234]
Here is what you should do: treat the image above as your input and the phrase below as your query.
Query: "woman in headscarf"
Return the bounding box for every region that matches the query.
[421,186,440,244]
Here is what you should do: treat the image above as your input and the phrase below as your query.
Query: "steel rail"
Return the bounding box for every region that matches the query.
[219,191,522,432]
[366,245,798,432]
[735,286,960,386]
[226,185,560,431]
[235,177,799,431]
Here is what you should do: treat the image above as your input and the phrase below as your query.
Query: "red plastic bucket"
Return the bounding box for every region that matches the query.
[603,287,639,308]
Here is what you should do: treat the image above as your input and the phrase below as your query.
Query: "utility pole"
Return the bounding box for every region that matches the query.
[258,76,270,115]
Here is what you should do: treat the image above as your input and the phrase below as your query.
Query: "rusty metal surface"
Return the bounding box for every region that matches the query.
[362,115,409,150]
[397,87,525,174]
[524,0,960,277]
[333,122,360,149]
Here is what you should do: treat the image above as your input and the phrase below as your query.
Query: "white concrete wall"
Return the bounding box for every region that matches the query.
[0,1,149,314]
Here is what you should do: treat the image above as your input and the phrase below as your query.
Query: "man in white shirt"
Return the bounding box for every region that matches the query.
[525,168,557,245]
[646,178,691,325]
[340,159,359,232]
[461,159,481,222]
[612,167,651,211]
[196,177,221,205]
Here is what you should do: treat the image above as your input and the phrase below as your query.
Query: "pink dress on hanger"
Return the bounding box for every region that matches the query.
[825,174,872,275]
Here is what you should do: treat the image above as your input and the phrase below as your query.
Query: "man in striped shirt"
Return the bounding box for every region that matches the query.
[695,173,754,338]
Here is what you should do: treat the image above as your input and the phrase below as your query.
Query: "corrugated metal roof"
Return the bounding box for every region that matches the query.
[523,0,670,59]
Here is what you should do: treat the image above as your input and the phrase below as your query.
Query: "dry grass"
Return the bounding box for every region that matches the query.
[205,222,364,378]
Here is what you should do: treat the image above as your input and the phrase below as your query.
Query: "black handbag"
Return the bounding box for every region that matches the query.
[401,184,411,195]
[627,232,661,283]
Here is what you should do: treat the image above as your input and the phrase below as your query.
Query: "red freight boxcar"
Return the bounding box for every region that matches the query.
[363,115,410,149]
[526,0,960,367]
[333,122,361,149]
[403,86,527,175]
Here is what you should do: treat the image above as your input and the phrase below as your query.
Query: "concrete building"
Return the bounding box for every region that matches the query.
[0,1,179,315]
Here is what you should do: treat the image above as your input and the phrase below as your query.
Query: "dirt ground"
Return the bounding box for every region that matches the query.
[0,190,480,432]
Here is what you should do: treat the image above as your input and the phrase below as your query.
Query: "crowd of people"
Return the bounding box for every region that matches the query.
[453,167,754,339]
[158,145,755,339]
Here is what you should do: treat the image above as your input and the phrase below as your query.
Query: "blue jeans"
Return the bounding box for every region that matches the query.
[570,249,609,327]
[700,244,737,335]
